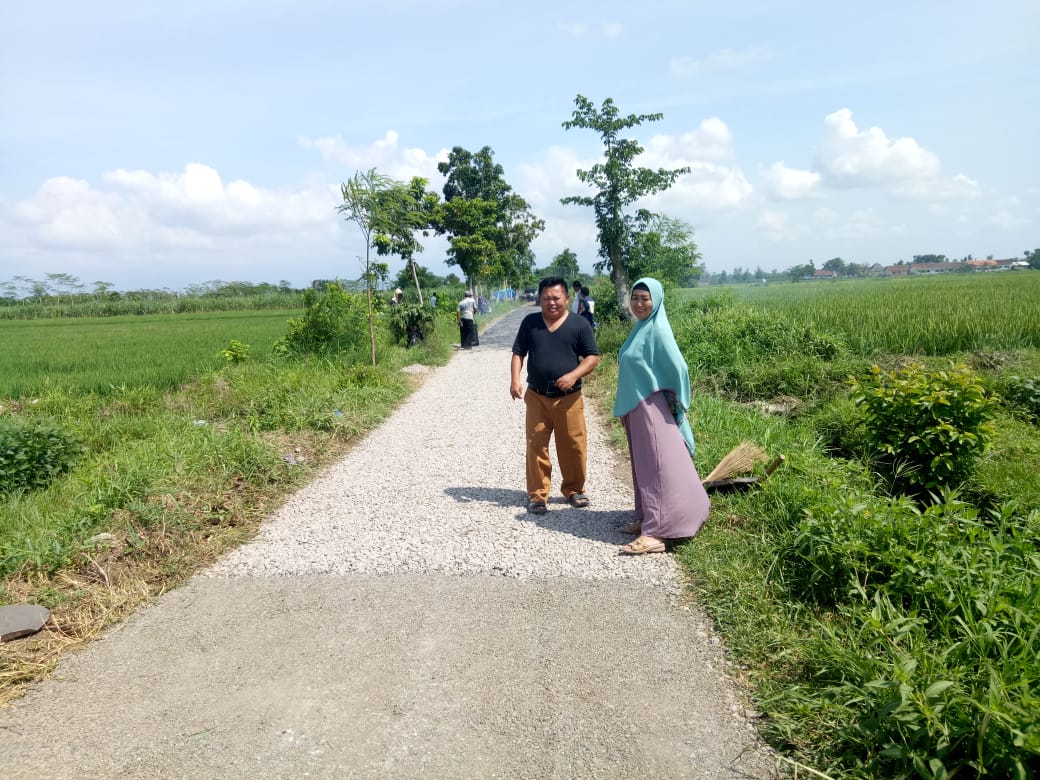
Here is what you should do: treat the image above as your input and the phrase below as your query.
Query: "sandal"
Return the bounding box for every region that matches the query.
[568,492,590,508]
[619,535,666,555]
[620,520,642,535]
[527,500,547,515]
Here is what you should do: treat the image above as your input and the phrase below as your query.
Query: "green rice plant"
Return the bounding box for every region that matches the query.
[0,309,298,398]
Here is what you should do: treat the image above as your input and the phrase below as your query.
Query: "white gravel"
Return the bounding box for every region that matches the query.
[209,306,677,587]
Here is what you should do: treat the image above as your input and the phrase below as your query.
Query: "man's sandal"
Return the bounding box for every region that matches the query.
[527,500,548,515]
[619,535,666,555]
[620,521,642,534]
[568,492,590,508]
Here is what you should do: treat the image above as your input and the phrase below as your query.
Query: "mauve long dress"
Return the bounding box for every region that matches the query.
[621,390,711,539]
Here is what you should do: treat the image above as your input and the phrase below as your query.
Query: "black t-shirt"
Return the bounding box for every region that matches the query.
[512,312,599,395]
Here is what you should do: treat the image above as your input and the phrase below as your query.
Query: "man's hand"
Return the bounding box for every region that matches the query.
[510,380,524,400]
[554,371,577,393]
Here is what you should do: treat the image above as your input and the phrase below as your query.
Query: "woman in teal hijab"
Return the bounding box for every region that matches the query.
[614,278,710,554]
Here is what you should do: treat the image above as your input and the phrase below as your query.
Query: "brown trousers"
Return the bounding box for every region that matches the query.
[523,389,588,503]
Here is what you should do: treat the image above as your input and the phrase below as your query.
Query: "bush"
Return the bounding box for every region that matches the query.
[850,362,997,494]
[771,492,1040,777]
[276,283,368,356]
[388,303,435,347]
[0,418,84,494]
[1001,375,1040,423]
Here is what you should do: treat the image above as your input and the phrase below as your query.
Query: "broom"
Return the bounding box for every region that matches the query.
[703,441,769,483]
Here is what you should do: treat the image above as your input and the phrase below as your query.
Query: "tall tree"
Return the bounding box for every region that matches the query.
[372,176,439,305]
[339,168,393,365]
[627,214,704,287]
[561,95,689,319]
[434,146,543,292]
[550,248,581,281]
[1024,248,1040,270]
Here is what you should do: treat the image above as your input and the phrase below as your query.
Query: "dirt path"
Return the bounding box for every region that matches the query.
[0,308,775,779]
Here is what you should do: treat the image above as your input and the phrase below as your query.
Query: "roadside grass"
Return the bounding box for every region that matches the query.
[586,289,1040,778]
[0,304,477,704]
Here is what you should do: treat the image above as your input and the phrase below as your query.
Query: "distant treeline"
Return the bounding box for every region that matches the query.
[0,277,343,319]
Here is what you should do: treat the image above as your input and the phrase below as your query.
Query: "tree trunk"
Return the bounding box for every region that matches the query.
[409,260,423,306]
[609,240,633,321]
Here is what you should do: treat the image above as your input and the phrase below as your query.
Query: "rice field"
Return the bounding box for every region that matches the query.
[683,272,1040,355]
[0,309,301,398]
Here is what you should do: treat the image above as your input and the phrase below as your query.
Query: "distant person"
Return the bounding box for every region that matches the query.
[430,292,438,308]
[510,276,600,514]
[614,278,710,554]
[390,288,403,306]
[570,279,583,313]
[458,289,478,348]
[578,286,596,329]
[477,294,490,315]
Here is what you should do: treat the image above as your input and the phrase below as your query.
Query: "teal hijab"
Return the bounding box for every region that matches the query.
[613,277,696,454]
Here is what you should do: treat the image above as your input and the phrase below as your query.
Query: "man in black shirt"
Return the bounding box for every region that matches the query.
[510,277,600,514]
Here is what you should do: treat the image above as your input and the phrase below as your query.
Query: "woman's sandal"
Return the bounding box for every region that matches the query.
[619,535,666,555]
[620,521,642,535]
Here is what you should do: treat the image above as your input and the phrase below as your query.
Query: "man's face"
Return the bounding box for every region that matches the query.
[540,284,569,319]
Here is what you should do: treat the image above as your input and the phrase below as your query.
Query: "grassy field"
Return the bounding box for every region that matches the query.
[0,309,301,398]
[682,272,1040,354]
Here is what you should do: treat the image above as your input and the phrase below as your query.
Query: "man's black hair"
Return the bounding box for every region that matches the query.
[539,276,569,296]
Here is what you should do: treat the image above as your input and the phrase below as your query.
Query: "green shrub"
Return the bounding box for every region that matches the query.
[771,492,1040,777]
[219,339,251,363]
[276,283,368,356]
[850,362,997,494]
[388,303,435,346]
[0,418,85,494]
[1001,375,1040,423]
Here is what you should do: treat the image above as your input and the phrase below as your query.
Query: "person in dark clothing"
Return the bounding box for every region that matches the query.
[510,277,600,514]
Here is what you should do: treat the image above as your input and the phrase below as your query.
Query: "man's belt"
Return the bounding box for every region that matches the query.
[529,383,581,398]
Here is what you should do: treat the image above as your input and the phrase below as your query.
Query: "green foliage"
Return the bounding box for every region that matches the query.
[561,94,689,315]
[433,146,543,288]
[219,339,250,363]
[669,300,848,400]
[771,492,1040,777]
[0,418,84,494]
[0,310,295,398]
[276,283,368,357]
[627,214,704,286]
[1000,375,1040,423]
[850,362,997,493]
[388,302,435,346]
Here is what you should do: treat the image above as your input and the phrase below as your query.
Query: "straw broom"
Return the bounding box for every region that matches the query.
[703,441,769,483]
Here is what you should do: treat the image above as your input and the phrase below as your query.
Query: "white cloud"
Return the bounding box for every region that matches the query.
[814,108,941,187]
[556,20,622,38]
[761,161,821,200]
[646,117,734,162]
[298,131,447,183]
[12,165,337,254]
[670,46,770,78]
[757,209,808,242]
[893,173,982,200]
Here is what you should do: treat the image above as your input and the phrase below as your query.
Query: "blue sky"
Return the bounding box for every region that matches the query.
[1,0,1036,292]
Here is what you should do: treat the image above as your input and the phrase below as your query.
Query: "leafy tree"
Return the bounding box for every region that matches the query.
[822,257,845,274]
[373,176,440,305]
[550,248,581,281]
[339,168,394,365]
[1024,248,1040,270]
[393,263,444,293]
[913,254,948,264]
[434,146,543,292]
[561,95,689,319]
[627,214,704,286]
[787,264,814,282]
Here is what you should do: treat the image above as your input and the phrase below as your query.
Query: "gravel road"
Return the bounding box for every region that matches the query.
[0,306,776,779]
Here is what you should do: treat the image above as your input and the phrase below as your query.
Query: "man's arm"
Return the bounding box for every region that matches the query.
[554,354,600,393]
[510,353,525,399]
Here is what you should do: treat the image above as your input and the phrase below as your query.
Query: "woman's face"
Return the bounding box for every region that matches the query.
[629,289,653,321]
